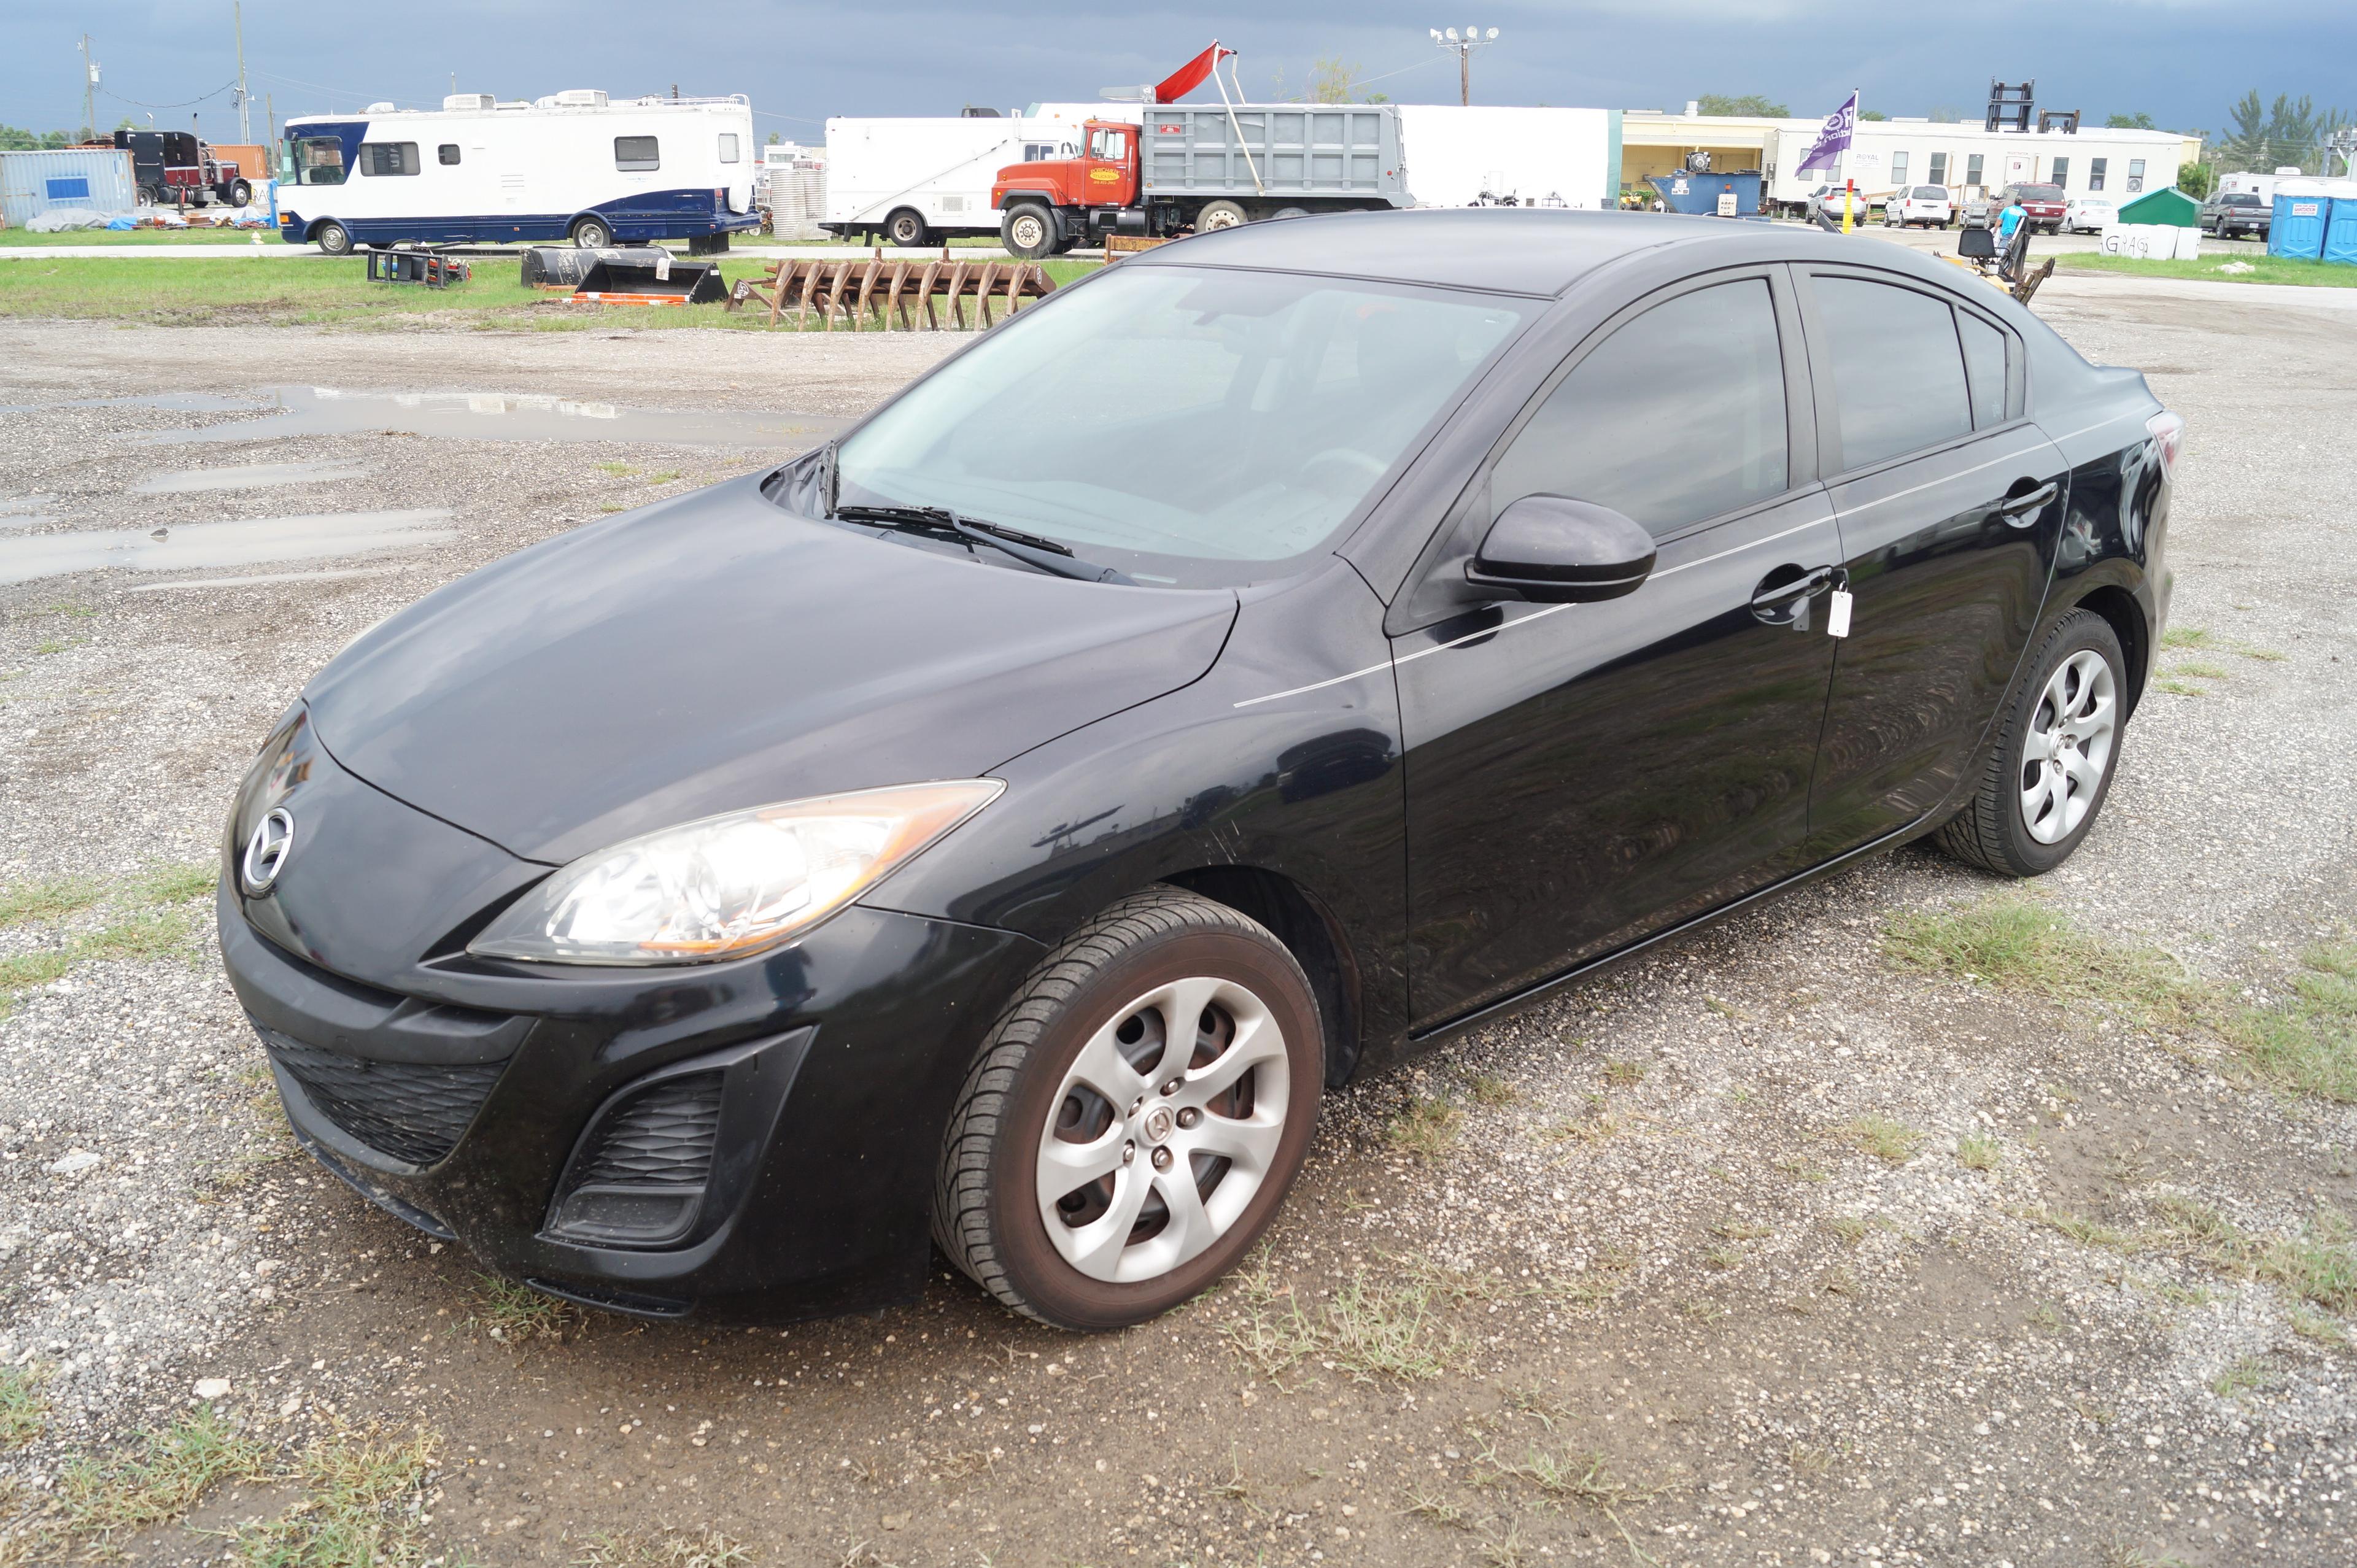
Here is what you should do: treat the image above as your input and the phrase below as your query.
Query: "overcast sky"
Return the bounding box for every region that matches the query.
[6,1,2350,148]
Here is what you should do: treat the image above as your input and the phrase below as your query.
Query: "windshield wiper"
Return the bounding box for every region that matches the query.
[835,504,1136,585]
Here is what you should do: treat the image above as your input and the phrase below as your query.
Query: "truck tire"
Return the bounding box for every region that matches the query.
[1196,200,1249,231]
[228,179,253,207]
[1001,203,1056,261]
[1270,206,1310,221]
[570,215,613,249]
[886,208,932,248]
[314,220,354,257]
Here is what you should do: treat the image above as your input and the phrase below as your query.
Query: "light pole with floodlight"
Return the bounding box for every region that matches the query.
[1430,26,1499,107]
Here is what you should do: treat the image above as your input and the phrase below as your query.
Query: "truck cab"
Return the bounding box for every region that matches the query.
[992,119,1138,257]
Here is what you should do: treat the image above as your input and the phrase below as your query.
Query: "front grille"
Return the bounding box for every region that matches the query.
[263,1030,507,1167]
[569,1072,725,1188]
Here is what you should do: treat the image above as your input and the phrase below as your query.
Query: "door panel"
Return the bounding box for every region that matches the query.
[1399,492,1841,1029]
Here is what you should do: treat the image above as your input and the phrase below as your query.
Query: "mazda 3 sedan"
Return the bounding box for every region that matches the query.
[222,209,2180,1330]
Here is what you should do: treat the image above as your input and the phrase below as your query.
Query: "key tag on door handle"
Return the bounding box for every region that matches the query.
[1827,589,1854,639]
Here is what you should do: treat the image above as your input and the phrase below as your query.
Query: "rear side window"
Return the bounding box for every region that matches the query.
[1494,278,1789,538]
[1915,187,1946,199]
[358,142,419,177]
[1811,276,1972,469]
[718,133,740,163]
[615,136,660,171]
[1957,312,2008,428]
[438,144,460,166]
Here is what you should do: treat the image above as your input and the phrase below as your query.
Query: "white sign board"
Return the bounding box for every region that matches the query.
[2100,223,2201,260]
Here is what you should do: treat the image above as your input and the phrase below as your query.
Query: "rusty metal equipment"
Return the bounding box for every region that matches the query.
[366,250,472,287]
[725,249,1056,329]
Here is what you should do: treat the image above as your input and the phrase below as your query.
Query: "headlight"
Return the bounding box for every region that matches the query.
[466,780,1001,966]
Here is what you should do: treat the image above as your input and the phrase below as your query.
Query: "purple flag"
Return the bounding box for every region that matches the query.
[1797,91,1857,177]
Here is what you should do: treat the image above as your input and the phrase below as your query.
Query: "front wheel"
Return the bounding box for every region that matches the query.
[1000,204,1055,260]
[1195,199,1250,231]
[1935,608,2126,877]
[934,890,1323,1330]
[313,220,353,256]
[570,216,613,249]
[228,179,253,207]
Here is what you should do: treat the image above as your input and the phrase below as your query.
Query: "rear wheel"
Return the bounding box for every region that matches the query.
[570,215,613,249]
[1270,206,1311,221]
[934,889,1322,1330]
[1195,199,1249,232]
[1935,609,2126,877]
[886,207,932,248]
[313,220,353,256]
[1000,203,1055,260]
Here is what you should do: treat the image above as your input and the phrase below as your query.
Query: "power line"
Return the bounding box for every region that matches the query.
[100,79,236,110]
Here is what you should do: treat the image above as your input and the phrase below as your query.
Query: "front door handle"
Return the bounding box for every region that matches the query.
[1996,480,2060,527]
[1750,564,1844,625]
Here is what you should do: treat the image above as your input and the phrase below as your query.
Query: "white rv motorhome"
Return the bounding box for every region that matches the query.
[275,90,761,253]
[822,113,1117,245]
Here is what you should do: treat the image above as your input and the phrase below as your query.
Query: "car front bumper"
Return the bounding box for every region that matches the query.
[219,881,1046,1321]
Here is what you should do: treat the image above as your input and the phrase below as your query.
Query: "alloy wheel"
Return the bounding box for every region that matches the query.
[2019,649,2118,844]
[1034,976,1290,1284]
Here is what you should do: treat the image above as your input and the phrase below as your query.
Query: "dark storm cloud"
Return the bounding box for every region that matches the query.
[5,1,2350,144]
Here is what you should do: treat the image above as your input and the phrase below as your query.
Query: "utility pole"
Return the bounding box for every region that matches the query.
[1428,27,1500,108]
[79,34,98,141]
[233,2,252,142]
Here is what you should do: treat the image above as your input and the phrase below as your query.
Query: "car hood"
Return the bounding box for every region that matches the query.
[303,476,1238,865]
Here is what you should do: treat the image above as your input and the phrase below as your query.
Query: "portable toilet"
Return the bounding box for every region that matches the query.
[2267,177,2357,260]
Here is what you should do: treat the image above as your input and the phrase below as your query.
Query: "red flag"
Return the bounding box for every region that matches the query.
[1155,42,1235,104]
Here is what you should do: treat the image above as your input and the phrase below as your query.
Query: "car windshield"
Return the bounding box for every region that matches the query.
[830,265,1535,587]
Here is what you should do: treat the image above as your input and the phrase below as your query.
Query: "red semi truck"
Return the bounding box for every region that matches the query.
[112,130,254,209]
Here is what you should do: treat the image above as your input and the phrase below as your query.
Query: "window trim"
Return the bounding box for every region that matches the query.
[1793,264,2026,481]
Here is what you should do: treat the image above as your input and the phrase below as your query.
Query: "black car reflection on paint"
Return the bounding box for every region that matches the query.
[220,210,2178,1326]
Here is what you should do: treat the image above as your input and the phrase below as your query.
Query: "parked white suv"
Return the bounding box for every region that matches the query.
[2064,197,2116,234]
[1882,186,1954,228]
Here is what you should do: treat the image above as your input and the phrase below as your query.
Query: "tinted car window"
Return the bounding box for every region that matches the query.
[1914,187,1946,199]
[1957,312,2007,428]
[1813,277,1972,469]
[1492,278,1788,538]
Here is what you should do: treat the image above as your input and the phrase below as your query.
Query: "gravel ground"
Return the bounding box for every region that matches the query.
[0,280,2352,1567]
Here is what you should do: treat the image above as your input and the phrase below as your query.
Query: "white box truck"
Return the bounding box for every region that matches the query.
[823,115,1094,246]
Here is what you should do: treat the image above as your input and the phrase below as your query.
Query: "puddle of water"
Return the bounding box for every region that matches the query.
[133,460,376,495]
[122,566,403,593]
[0,392,265,415]
[0,509,457,587]
[134,385,841,449]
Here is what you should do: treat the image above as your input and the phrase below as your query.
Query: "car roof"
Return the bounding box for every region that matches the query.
[1132,207,1829,298]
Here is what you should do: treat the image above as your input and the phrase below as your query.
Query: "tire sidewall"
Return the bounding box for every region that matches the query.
[986,927,1322,1331]
[315,222,351,255]
[1002,205,1050,260]
[1993,613,2127,873]
[573,218,611,249]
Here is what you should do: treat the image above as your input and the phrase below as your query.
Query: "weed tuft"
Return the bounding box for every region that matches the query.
[1220,1254,1466,1386]
[467,1275,580,1346]
[1385,1094,1464,1159]
[0,1365,47,1449]
[1843,1114,1922,1165]
[1957,1133,2003,1171]
[575,1525,753,1567]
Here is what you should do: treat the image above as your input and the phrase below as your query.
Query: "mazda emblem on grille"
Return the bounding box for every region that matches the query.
[242,807,296,894]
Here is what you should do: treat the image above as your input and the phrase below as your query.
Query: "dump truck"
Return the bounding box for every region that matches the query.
[990,104,1409,258]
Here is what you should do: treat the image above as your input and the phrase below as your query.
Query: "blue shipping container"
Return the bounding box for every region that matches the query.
[2270,193,2328,258]
[0,148,139,226]
[1649,171,1761,217]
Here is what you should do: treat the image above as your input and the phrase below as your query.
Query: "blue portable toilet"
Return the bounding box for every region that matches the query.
[2270,178,2357,261]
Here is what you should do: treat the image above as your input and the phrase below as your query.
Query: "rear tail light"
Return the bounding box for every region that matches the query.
[2146,410,2186,482]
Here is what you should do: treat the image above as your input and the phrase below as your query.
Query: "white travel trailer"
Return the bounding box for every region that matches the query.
[275,90,761,253]
[822,114,1103,245]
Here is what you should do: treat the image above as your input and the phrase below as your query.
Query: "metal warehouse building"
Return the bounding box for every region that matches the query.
[1619,110,2202,212]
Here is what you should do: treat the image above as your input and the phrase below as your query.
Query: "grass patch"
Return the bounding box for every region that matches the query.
[2169,660,2231,680]
[0,253,1101,331]
[48,1404,273,1547]
[0,1366,47,1449]
[1958,1134,2003,1171]
[1386,1094,1464,1159]
[595,461,639,476]
[0,868,211,1011]
[574,1526,753,1567]
[226,1426,443,1568]
[1601,1058,1647,1087]
[2024,1195,2357,1318]
[2208,1354,2274,1399]
[2231,940,2357,1103]
[1842,1114,1923,1165]
[2153,677,2208,697]
[2056,252,2357,288]
[0,226,276,247]
[1220,1256,1466,1386]
[0,873,106,928]
[1467,1073,1518,1107]
[466,1275,579,1346]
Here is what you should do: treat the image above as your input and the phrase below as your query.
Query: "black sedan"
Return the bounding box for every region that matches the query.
[221,210,2181,1330]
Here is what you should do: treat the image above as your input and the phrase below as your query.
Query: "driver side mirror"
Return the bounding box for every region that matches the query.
[1466,495,1657,603]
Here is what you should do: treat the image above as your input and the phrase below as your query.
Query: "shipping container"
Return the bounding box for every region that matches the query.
[0,148,139,228]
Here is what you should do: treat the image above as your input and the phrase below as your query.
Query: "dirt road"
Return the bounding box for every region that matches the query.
[2,277,2352,1567]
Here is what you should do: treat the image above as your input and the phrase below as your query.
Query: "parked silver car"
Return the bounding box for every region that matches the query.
[1959,189,1994,228]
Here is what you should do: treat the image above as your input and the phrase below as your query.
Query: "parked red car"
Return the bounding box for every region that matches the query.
[1999,182,2067,234]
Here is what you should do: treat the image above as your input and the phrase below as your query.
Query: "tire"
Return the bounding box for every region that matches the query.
[1195,199,1249,232]
[1270,206,1311,221]
[886,207,932,248]
[570,216,613,249]
[934,889,1323,1330]
[1935,608,2127,878]
[313,220,353,256]
[228,179,253,207]
[1000,203,1055,261]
